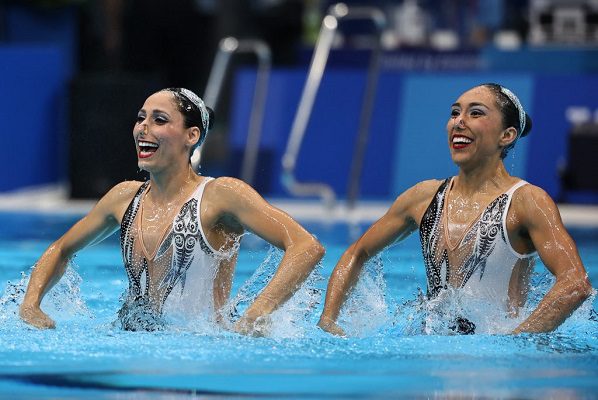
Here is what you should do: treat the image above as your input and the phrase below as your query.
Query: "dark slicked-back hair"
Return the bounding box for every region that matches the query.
[481,83,532,158]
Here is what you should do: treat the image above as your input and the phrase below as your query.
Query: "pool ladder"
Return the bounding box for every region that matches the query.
[193,37,271,186]
[281,2,386,209]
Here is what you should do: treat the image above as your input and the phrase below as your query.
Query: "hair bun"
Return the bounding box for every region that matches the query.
[521,113,533,138]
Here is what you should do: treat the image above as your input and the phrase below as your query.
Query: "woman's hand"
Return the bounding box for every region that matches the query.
[19,303,55,329]
[234,314,272,337]
[317,315,346,337]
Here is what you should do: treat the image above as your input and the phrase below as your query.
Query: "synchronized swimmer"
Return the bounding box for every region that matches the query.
[318,83,592,335]
[20,87,324,335]
[20,84,592,336]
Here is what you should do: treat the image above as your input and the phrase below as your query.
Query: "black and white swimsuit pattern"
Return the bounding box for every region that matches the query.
[118,178,231,329]
[419,178,536,331]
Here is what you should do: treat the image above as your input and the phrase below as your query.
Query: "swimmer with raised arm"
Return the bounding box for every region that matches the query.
[20,88,324,334]
[319,83,592,335]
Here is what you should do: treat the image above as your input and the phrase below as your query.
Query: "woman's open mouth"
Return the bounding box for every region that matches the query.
[138,140,159,158]
[452,135,473,150]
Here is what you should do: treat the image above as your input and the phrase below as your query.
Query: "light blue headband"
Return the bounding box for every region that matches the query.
[499,86,526,138]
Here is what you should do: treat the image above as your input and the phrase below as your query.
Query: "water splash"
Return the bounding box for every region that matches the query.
[335,259,598,337]
[224,246,325,339]
[395,286,522,335]
[115,295,166,332]
[337,255,391,337]
[0,262,91,330]
[223,246,281,320]
[521,267,598,335]
[554,288,598,336]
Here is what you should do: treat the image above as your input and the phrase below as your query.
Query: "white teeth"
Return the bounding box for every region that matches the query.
[453,136,473,144]
[138,141,158,148]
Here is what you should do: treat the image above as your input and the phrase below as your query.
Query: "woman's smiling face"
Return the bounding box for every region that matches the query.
[446,85,513,168]
[133,91,191,173]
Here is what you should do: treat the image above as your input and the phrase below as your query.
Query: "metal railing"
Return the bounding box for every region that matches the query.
[281,3,386,209]
[193,37,271,185]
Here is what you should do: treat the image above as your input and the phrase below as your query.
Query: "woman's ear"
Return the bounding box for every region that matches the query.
[187,126,201,148]
[499,126,518,148]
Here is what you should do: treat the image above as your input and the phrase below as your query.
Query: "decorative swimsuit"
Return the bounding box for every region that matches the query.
[118,178,230,330]
[419,178,536,333]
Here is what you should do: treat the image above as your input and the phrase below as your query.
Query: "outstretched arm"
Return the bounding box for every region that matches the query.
[207,178,325,335]
[19,182,140,329]
[512,187,592,333]
[318,182,434,335]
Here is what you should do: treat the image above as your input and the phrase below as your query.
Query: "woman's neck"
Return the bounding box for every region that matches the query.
[148,164,201,203]
[455,161,512,197]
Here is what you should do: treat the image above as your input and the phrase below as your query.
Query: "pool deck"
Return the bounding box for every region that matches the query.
[2,184,598,226]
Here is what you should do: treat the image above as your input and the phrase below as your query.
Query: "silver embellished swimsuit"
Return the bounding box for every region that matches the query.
[419,178,536,333]
[118,178,230,330]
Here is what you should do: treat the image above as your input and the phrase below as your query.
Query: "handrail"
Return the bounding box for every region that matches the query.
[192,37,271,186]
[281,3,386,209]
[343,6,385,209]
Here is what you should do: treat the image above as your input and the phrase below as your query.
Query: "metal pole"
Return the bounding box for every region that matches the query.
[280,3,386,209]
[239,40,270,185]
[345,8,386,209]
[195,37,271,186]
[281,15,338,208]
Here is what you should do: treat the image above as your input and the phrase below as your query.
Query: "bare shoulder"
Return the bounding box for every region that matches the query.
[204,176,259,202]
[385,179,444,223]
[406,179,445,200]
[511,182,562,226]
[513,182,550,199]
[203,176,263,212]
[206,176,253,194]
[102,180,146,203]
[391,179,444,209]
[512,183,555,210]
[94,180,146,222]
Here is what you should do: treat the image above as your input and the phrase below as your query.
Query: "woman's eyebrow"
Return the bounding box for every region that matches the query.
[150,109,171,117]
[467,102,489,109]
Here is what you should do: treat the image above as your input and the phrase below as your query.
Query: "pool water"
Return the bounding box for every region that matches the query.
[0,211,597,399]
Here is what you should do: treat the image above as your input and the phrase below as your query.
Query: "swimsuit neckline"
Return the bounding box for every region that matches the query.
[443,177,521,251]
[137,180,205,261]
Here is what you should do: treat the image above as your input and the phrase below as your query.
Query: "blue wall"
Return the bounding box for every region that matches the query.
[229,68,401,198]
[1,15,597,204]
[527,75,598,201]
[0,45,70,191]
[0,5,75,192]
[230,69,596,200]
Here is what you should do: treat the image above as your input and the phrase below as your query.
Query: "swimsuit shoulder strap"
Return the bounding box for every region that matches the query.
[501,180,535,258]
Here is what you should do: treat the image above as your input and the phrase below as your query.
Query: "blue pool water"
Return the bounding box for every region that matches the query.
[0,211,597,399]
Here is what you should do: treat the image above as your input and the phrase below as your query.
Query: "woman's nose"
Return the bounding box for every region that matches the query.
[453,116,464,130]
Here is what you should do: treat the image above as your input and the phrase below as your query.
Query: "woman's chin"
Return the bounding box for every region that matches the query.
[451,155,475,170]
[450,152,466,165]
[137,160,152,173]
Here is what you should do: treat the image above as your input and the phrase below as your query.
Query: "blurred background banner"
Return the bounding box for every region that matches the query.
[1,0,597,203]
[0,45,69,192]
